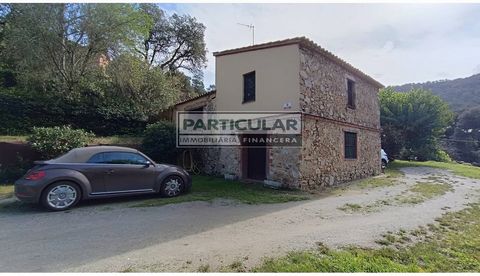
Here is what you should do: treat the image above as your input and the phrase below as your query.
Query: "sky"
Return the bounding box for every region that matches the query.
[160,3,480,87]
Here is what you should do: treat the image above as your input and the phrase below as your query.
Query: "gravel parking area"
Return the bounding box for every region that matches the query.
[0,166,478,272]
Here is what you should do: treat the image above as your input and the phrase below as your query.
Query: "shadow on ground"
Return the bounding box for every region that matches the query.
[0,191,309,272]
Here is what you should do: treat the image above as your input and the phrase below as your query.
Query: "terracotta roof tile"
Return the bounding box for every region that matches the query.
[174,90,216,106]
[213,37,383,88]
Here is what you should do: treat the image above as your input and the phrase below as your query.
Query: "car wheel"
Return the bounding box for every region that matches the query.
[41,181,81,211]
[381,160,387,171]
[160,175,184,197]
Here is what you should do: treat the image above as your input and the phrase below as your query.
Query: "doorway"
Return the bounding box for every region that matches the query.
[242,134,267,180]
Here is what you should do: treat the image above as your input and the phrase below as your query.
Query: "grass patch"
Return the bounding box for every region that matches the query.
[220,260,246,272]
[338,203,362,212]
[356,166,404,189]
[0,135,27,142]
[197,264,210,272]
[392,160,480,180]
[131,175,310,208]
[255,248,419,272]
[339,199,392,214]
[254,202,480,272]
[0,185,13,199]
[409,182,453,199]
[340,179,454,213]
[395,181,453,205]
[375,231,412,246]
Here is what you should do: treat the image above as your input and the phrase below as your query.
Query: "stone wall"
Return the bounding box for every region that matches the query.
[297,45,382,190]
[299,47,380,129]
[298,116,381,190]
[267,147,301,188]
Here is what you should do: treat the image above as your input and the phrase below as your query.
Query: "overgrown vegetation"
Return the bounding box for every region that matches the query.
[141,121,178,164]
[447,106,480,164]
[0,3,207,136]
[27,126,94,159]
[394,76,480,165]
[255,202,480,272]
[131,175,310,208]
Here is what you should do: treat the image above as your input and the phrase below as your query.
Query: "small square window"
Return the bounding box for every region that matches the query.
[243,71,256,103]
[347,79,356,109]
[344,132,357,159]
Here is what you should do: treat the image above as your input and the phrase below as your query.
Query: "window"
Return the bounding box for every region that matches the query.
[347,79,356,109]
[344,132,357,159]
[243,71,256,103]
[88,152,148,165]
[87,153,104,163]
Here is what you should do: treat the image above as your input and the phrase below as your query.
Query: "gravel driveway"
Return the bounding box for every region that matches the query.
[0,166,479,272]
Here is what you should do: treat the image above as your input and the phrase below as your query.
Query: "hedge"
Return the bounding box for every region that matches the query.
[0,90,148,136]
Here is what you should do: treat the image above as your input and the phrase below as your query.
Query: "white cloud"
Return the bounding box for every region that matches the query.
[172,3,480,86]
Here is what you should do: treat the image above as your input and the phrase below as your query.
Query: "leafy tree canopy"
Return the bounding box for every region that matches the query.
[0,3,208,134]
[3,3,151,96]
[449,106,480,163]
[137,4,207,74]
[380,88,454,161]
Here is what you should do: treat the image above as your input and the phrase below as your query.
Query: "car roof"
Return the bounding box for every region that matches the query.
[50,146,140,163]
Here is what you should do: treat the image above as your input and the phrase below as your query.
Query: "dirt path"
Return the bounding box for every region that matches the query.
[69,167,480,272]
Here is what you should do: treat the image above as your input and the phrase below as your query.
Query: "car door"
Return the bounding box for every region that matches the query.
[102,152,156,193]
[79,153,109,193]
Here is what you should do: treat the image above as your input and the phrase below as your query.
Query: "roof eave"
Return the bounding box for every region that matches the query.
[173,90,216,107]
[212,37,384,89]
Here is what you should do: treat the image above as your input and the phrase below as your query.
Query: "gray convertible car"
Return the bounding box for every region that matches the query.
[14,146,192,211]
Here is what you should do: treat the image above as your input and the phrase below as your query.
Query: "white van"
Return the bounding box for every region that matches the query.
[381,149,388,170]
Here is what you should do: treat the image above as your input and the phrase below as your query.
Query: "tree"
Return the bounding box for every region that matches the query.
[206,84,216,92]
[105,54,181,118]
[0,4,16,87]
[2,4,150,96]
[0,4,208,135]
[380,88,454,161]
[138,4,207,74]
[450,106,480,163]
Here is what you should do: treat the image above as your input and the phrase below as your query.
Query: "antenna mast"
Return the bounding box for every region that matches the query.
[237,23,255,45]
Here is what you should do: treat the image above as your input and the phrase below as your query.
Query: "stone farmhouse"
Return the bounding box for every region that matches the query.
[171,37,383,190]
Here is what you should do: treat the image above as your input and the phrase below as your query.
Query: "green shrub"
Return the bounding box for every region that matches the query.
[142,121,178,164]
[434,149,453,162]
[27,126,94,159]
[0,89,148,136]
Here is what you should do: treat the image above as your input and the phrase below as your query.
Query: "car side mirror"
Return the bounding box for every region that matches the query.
[143,161,152,167]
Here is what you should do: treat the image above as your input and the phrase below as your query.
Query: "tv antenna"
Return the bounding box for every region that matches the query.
[237,23,255,45]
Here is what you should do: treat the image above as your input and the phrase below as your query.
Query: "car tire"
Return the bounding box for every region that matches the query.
[40,181,81,211]
[381,159,387,172]
[160,175,184,197]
